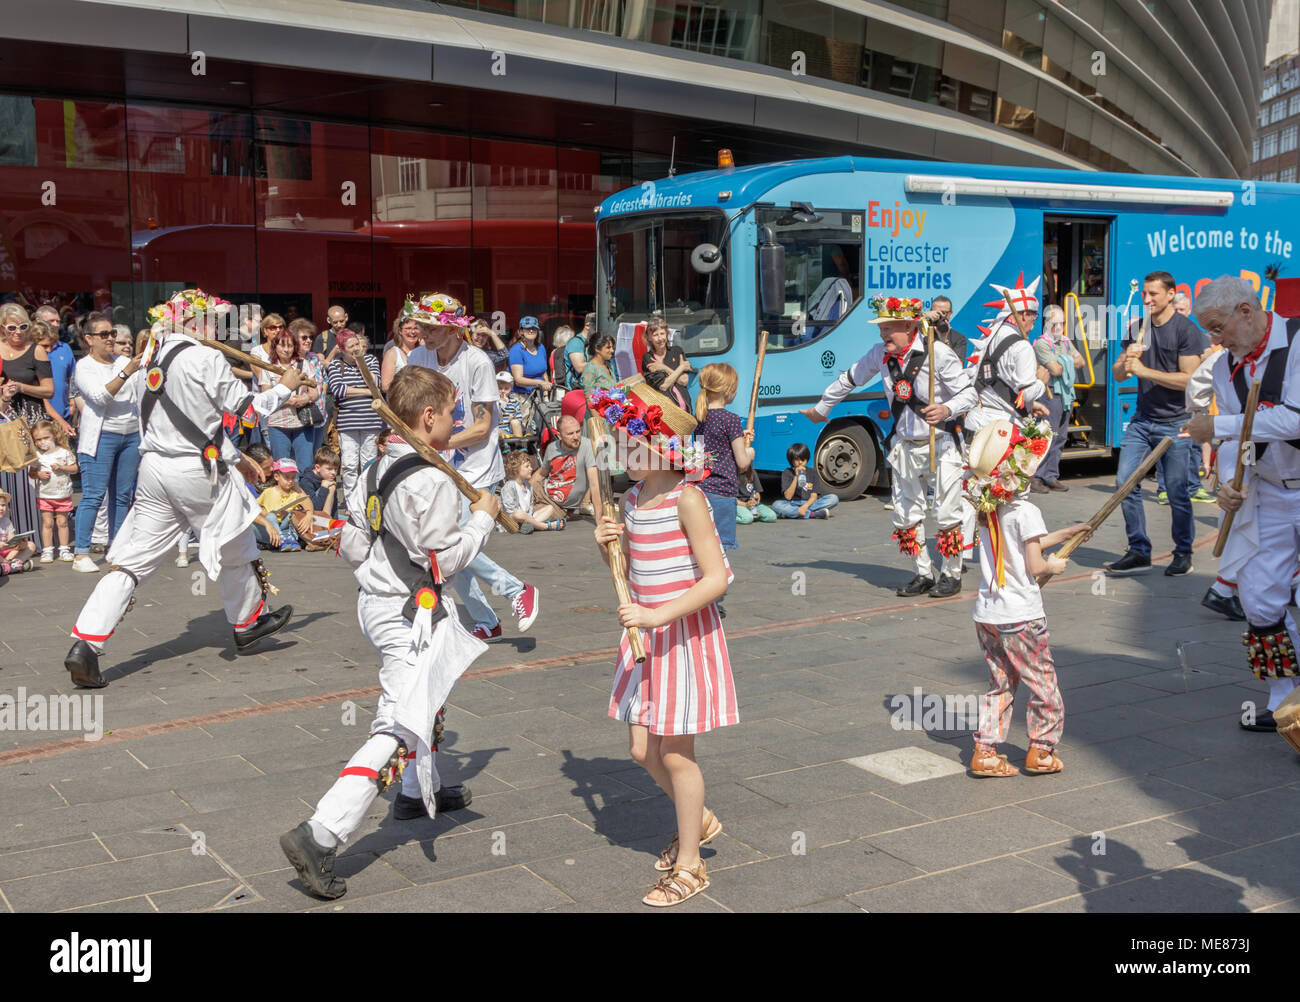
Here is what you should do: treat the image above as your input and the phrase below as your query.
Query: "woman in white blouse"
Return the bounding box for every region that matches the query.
[381,315,420,393]
[72,318,143,571]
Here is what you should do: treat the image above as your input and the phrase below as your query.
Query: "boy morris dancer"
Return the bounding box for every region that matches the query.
[803,294,976,597]
[280,366,500,899]
[64,290,301,688]
[1182,275,1300,733]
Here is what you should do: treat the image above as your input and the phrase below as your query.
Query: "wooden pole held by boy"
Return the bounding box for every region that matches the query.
[1214,378,1262,559]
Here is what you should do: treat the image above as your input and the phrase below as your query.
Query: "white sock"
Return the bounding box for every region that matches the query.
[1211,579,1236,599]
[1267,676,1298,712]
[400,749,421,797]
[307,819,338,848]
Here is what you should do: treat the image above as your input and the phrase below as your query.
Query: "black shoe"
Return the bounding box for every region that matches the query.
[64,640,106,689]
[1200,588,1245,621]
[234,605,294,653]
[1043,479,1069,492]
[1241,709,1278,732]
[896,573,936,597]
[1164,553,1193,576]
[929,574,961,598]
[393,793,427,820]
[1104,551,1151,576]
[1029,477,1049,494]
[279,822,347,899]
[436,784,471,812]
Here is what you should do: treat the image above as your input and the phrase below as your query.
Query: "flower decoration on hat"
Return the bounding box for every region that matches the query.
[588,384,714,479]
[147,288,232,326]
[868,294,924,323]
[962,417,1052,589]
[400,292,474,334]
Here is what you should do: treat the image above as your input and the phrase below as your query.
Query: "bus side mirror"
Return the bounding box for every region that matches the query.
[691,243,723,274]
[758,227,785,315]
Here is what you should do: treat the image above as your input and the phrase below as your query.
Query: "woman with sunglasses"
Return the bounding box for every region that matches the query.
[0,303,54,426]
[290,319,328,455]
[259,326,322,472]
[508,315,552,397]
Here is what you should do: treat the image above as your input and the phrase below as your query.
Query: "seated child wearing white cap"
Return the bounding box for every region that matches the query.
[497,371,524,437]
[256,459,310,552]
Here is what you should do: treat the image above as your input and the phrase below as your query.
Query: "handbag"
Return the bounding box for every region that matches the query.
[0,414,38,474]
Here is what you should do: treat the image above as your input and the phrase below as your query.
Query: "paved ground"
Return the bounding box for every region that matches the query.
[1,468,1298,914]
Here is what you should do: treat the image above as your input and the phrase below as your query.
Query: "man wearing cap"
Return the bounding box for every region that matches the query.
[405,293,541,640]
[1182,275,1300,733]
[803,294,977,597]
[64,289,302,688]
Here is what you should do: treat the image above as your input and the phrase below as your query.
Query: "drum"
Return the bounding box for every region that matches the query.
[1275,686,1300,754]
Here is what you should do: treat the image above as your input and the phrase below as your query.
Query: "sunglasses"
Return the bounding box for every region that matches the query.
[3,323,30,333]
[85,330,113,339]
[264,323,285,331]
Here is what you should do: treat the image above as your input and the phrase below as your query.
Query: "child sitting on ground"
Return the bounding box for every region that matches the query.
[29,419,78,562]
[298,446,341,518]
[256,459,310,551]
[772,443,838,519]
[497,371,525,438]
[964,419,1091,778]
[0,489,37,574]
[501,450,566,534]
[736,469,776,525]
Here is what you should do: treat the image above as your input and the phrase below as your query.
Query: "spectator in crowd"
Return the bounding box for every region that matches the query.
[1104,271,1205,577]
[532,414,599,519]
[298,445,341,518]
[256,459,308,552]
[1156,291,1214,506]
[694,362,753,552]
[381,314,421,393]
[1030,304,1087,493]
[497,371,525,437]
[29,419,77,563]
[641,316,692,412]
[326,329,384,508]
[736,469,776,524]
[580,332,619,394]
[291,318,328,455]
[71,312,141,572]
[470,319,510,372]
[314,304,350,363]
[565,313,594,390]
[773,442,839,519]
[0,303,54,425]
[0,378,40,539]
[260,323,323,472]
[925,295,968,365]
[501,450,566,533]
[1173,291,1193,317]
[228,311,282,444]
[0,488,38,574]
[550,326,574,398]
[112,326,134,358]
[33,319,75,439]
[509,315,552,396]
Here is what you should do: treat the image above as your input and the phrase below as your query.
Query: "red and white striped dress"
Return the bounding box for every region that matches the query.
[608,481,739,735]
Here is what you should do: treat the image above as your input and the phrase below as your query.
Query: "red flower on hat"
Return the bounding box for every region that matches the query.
[886,297,901,311]
[1029,438,1048,456]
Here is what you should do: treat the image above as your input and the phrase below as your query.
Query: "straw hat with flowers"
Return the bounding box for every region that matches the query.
[400,292,474,340]
[588,374,712,478]
[963,417,1052,588]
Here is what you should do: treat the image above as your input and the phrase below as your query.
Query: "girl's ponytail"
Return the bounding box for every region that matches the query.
[695,363,739,423]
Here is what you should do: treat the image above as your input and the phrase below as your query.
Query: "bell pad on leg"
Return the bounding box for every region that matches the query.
[1243,620,1300,680]
[375,739,409,793]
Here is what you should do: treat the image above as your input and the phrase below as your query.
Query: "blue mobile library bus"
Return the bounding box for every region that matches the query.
[594,154,1295,497]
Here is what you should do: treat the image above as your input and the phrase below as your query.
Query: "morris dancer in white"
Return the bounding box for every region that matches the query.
[804,294,976,597]
[964,272,1050,433]
[1183,275,1300,733]
[64,289,301,688]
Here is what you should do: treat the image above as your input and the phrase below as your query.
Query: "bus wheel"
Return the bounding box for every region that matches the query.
[814,423,876,499]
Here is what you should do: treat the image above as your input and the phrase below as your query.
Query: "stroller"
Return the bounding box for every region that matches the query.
[499,386,562,458]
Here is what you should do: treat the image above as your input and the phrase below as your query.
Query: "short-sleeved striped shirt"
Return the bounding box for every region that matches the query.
[327,354,384,433]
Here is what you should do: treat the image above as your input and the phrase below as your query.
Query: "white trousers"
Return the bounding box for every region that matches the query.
[1237,481,1300,670]
[71,454,263,653]
[338,429,379,504]
[310,593,443,845]
[888,435,966,577]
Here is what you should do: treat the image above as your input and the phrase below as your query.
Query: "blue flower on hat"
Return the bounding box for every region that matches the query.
[603,404,624,424]
[626,418,647,436]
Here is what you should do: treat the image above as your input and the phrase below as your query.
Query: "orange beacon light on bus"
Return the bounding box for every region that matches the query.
[717,148,735,169]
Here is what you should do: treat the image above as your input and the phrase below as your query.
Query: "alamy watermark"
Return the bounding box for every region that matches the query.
[0,688,104,741]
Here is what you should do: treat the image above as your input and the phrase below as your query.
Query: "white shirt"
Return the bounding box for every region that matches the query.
[1211,311,1300,483]
[35,446,75,499]
[973,499,1047,624]
[345,440,494,600]
[966,320,1045,432]
[501,479,533,517]
[814,335,976,441]
[407,342,505,488]
[74,354,140,457]
[137,334,290,462]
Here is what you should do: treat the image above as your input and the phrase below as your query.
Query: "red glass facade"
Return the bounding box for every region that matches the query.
[0,95,629,341]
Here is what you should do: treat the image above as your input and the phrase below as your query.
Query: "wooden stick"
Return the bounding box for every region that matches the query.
[1036,435,1172,584]
[351,350,519,534]
[1213,378,1262,559]
[1001,290,1032,340]
[745,330,770,438]
[584,415,646,664]
[924,318,936,474]
[199,338,318,388]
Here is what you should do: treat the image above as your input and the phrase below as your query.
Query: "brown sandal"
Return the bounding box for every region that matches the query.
[642,859,709,907]
[1024,747,1064,774]
[969,744,1016,778]
[655,809,722,871]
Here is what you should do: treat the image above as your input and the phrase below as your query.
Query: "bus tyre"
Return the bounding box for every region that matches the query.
[814,422,876,499]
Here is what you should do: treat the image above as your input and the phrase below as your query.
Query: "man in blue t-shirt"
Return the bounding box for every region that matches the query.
[564,313,593,391]
[1105,271,1205,578]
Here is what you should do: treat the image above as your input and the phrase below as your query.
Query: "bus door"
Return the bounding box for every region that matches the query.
[1044,216,1113,459]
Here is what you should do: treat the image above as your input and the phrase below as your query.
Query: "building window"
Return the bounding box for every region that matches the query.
[1284,66,1300,92]
[1263,74,1279,101]
[1282,167,1297,183]
[1290,93,1300,117]
[1263,131,1279,158]
[397,156,422,194]
[1263,171,1278,182]
[1283,125,1298,153]
[1254,138,1261,161]
[1272,100,1287,124]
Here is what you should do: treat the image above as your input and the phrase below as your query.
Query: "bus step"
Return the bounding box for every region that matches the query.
[1068,424,1093,434]
[1062,446,1111,460]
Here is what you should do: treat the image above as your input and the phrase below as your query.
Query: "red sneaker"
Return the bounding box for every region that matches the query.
[471,623,503,642]
[513,584,540,632]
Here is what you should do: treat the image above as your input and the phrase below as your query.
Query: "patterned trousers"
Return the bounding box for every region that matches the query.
[973,619,1064,751]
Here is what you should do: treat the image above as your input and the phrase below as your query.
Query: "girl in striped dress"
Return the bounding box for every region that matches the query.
[591,378,738,907]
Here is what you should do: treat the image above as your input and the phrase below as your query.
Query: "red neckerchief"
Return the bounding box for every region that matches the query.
[1229,313,1272,382]
[885,333,919,366]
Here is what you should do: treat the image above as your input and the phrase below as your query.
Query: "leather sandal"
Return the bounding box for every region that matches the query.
[969,743,1016,778]
[1024,747,1064,774]
[655,808,722,871]
[642,859,709,907]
